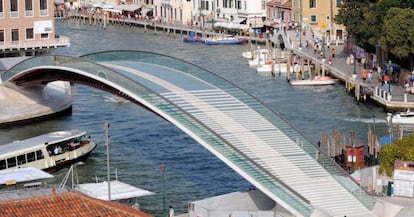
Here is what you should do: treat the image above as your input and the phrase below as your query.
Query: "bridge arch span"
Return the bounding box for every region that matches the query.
[1,51,376,217]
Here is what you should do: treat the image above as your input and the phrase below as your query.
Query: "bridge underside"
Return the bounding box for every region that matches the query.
[1,51,376,217]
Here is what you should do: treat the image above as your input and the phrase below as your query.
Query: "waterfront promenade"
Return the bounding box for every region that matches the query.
[285,30,414,112]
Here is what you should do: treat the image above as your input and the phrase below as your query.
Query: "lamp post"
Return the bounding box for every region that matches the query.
[105,121,111,201]
[388,60,392,94]
[254,16,257,46]
[160,163,166,217]
[298,0,302,50]
[350,131,355,173]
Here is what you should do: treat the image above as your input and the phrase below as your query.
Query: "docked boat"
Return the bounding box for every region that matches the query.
[183,31,202,43]
[0,130,97,172]
[204,36,247,45]
[242,48,269,59]
[289,76,338,86]
[387,110,414,125]
[257,63,307,75]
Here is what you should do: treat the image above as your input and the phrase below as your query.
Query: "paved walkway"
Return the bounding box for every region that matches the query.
[285,29,414,111]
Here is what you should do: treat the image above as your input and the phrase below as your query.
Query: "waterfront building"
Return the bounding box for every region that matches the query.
[265,0,292,29]
[191,0,266,33]
[296,0,345,41]
[0,0,70,57]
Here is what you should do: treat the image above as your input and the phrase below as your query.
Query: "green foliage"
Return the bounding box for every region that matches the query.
[336,0,414,68]
[379,134,414,177]
[382,8,414,64]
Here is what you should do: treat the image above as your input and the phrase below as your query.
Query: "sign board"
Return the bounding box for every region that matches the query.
[394,160,414,197]
[34,20,53,34]
[394,180,414,197]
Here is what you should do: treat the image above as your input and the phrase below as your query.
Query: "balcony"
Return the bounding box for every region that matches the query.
[0,35,70,51]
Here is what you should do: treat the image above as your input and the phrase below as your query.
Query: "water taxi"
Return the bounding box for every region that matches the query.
[0,130,97,172]
[387,110,414,125]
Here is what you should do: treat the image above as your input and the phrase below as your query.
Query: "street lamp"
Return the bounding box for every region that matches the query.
[298,0,302,49]
[350,131,355,173]
[388,60,392,94]
[160,163,166,217]
[254,16,257,46]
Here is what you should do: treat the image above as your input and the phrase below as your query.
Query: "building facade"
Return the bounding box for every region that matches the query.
[299,0,344,41]
[0,0,70,57]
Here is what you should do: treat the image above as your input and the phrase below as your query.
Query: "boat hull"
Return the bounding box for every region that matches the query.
[205,37,246,45]
[289,76,338,86]
[44,143,97,173]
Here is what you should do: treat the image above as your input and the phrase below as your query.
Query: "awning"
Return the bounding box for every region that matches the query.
[264,20,279,27]
[214,22,249,31]
[249,17,264,28]
[232,17,246,24]
[115,3,142,12]
[141,7,153,16]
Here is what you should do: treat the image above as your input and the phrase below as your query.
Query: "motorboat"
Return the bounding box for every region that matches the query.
[0,130,97,172]
[242,48,269,59]
[387,110,414,125]
[289,76,338,86]
[204,36,247,45]
[257,63,308,75]
[183,31,202,43]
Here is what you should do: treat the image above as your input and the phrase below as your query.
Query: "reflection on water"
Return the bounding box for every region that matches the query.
[0,22,391,216]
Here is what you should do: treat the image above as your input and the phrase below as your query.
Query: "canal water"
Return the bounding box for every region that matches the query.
[0,22,391,216]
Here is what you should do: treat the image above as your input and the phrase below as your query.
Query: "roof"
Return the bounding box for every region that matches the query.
[192,189,275,210]
[0,189,153,217]
[0,167,53,185]
[76,180,154,201]
[115,4,142,12]
[0,130,86,157]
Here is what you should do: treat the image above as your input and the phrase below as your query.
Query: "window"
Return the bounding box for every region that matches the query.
[11,0,17,11]
[11,29,19,42]
[36,150,44,160]
[0,0,4,19]
[310,0,316,8]
[236,0,241,9]
[10,0,18,17]
[41,33,48,39]
[336,0,341,6]
[27,152,36,162]
[17,154,26,165]
[7,157,16,168]
[310,15,317,23]
[26,28,33,39]
[0,30,4,43]
[0,159,6,169]
[39,0,48,16]
[25,0,33,16]
[261,0,265,10]
[40,0,47,10]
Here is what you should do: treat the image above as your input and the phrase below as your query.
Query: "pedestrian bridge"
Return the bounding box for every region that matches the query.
[1,51,376,217]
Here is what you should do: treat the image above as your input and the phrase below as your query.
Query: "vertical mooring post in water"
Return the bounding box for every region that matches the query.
[105,121,111,201]
[160,162,166,217]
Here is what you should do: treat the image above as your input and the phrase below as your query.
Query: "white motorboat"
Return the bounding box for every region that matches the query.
[0,130,97,172]
[242,48,269,59]
[289,76,338,86]
[387,110,414,125]
[257,63,309,75]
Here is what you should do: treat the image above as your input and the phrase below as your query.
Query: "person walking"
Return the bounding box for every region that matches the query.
[368,69,373,83]
[331,48,336,58]
[361,67,367,82]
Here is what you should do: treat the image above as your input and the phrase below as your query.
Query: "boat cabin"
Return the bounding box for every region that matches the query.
[0,130,96,172]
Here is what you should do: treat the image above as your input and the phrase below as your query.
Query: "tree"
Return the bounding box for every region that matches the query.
[381,7,414,69]
[335,0,376,49]
[379,134,414,177]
